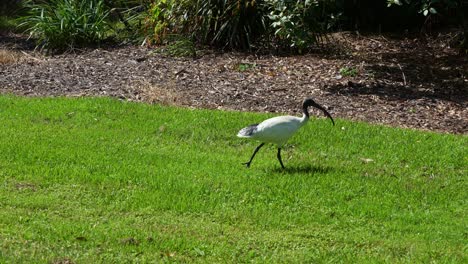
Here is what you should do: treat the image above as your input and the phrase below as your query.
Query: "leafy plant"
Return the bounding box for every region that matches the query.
[266,0,319,52]
[164,36,197,57]
[140,0,349,52]
[19,0,113,52]
[0,0,30,33]
[143,0,184,45]
[387,0,467,52]
[387,0,458,15]
[142,0,268,50]
[196,0,267,49]
[237,62,256,71]
[0,15,17,32]
[339,66,358,77]
[103,0,147,44]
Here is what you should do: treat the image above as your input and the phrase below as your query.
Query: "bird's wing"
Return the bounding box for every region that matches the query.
[255,116,303,143]
[258,116,301,131]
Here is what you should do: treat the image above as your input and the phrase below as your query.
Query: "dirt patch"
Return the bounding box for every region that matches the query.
[135,79,181,105]
[1,32,467,134]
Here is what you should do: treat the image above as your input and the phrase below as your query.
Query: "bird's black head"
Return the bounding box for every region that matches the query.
[302,97,335,126]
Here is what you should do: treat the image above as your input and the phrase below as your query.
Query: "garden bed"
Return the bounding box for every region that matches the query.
[1,32,466,133]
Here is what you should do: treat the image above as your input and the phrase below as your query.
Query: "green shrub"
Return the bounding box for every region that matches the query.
[141,0,341,52]
[0,0,30,33]
[164,36,197,57]
[142,0,189,45]
[104,1,149,45]
[140,0,467,52]
[266,0,323,52]
[196,0,267,49]
[19,0,113,52]
[0,16,17,32]
[143,0,268,50]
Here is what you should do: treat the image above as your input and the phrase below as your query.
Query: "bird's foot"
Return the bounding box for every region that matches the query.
[242,162,251,168]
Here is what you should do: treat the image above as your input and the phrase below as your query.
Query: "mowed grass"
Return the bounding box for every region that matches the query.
[0,95,466,263]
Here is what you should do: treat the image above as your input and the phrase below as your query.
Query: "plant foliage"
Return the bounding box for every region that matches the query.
[143,0,268,50]
[265,0,342,52]
[141,0,346,51]
[197,0,267,49]
[19,0,113,51]
[387,0,467,52]
[15,0,468,53]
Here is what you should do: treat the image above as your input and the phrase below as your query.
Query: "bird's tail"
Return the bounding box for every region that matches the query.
[237,124,258,138]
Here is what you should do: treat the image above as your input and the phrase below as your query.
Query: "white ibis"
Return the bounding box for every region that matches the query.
[237,98,335,169]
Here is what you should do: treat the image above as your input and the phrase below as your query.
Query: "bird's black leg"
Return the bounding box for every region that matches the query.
[277,148,285,169]
[243,143,265,168]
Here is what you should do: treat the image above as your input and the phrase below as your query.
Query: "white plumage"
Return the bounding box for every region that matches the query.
[237,98,334,169]
[238,115,307,147]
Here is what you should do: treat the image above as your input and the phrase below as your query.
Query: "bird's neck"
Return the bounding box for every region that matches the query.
[301,105,310,124]
[300,112,309,124]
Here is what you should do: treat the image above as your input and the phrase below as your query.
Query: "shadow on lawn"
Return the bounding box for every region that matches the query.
[273,164,334,175]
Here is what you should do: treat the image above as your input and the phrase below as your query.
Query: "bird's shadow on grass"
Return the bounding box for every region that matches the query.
[272,164,334,175]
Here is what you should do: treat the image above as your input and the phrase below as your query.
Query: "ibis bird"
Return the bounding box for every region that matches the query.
[237,98,335,169]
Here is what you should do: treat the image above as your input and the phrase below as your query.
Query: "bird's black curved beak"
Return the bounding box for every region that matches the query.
[311,102,335,126]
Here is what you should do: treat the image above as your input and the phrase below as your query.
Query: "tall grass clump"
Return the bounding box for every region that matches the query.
[19,0,112,52]
[196,0,268,49]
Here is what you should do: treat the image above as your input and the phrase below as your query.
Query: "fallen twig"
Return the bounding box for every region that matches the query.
[240,90,262,99]
[20,51,42,62]
[397,63,407,86]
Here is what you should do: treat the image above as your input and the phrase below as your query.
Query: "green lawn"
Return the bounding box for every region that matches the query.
[0,95,466,263]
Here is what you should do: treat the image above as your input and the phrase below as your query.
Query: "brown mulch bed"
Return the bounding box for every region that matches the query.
[1,32,467,134]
